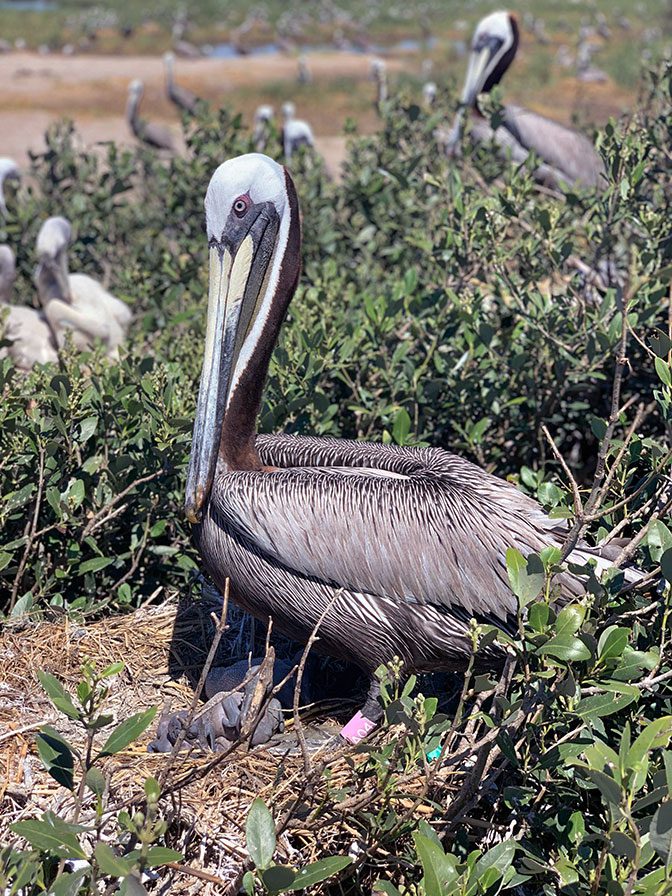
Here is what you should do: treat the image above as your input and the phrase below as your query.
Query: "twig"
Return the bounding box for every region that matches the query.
[164,861,228,885]
[81,469,165,539]
[9,443,46,613]
[0,720,52,744]
[293,591,343,778]
[157,579,230,788]
[541,425,583,517]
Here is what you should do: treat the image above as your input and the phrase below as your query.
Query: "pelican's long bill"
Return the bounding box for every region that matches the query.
[185,194,280,523]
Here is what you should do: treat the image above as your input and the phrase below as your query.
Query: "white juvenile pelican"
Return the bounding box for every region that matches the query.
[35,217,132,358]
[0,246,57,370]
[281,102,315,161]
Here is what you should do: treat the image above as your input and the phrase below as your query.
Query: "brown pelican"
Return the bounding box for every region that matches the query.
[422,81,438,108]
[446,11,605,190]
[0,158,21,215]
[370,57,388,108]
[126,79,176,152]
[297,54,311,85]
[0,246,57,370]
[280,102,314,161]
[253,105,274,153]
[35,217,132,358]
[163,52,199,114]
[185,153,637,744]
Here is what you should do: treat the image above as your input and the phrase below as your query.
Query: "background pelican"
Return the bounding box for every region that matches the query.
[0,158,21,215]
[0,246,57,370]
[127,79,176,152]
[253,104,274,153]
[186,153,637,745]
[35,216,132,358]
[370,57,388,108]
[280,102,314,161]
[163,52,199,114]
[422,81,437,108]
[446,11,605,190]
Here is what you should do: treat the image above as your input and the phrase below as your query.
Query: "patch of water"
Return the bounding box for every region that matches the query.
[0,0,55,9]
[206,36,436,59]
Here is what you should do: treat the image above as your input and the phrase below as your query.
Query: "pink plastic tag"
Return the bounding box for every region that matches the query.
[340,711,377,744]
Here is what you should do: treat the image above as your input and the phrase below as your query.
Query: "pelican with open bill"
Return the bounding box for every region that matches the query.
[186,153,639,746]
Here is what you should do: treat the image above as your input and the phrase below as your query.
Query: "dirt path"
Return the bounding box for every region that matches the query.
[0,50,390,170]
[0,48,633,175]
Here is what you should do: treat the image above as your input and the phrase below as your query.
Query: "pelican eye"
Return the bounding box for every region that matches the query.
[233,197,250,217]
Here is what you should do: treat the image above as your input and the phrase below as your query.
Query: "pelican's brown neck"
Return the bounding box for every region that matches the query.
[218,169,301,471]
[481,13,519,95]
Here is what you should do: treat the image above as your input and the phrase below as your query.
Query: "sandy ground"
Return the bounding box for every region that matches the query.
[0,48,634,177]
[0,50,392,172]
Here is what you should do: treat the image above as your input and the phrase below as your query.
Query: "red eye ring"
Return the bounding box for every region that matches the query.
[233,195,250,217]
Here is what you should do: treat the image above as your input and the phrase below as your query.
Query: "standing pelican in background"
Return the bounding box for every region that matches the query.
[446,11,605,189]
[422,81,438,108]
[35,217,132,358]
[370,57,388,108]
[186,153,637,744]
[253,105,274,152]
[127,79,176,152]
[0,158,21,215]
[0,246,57,370]
[163,52,199,114]
[280,102,314,161]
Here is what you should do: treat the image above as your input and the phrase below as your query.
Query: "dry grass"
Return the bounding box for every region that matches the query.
[0,596,463,893]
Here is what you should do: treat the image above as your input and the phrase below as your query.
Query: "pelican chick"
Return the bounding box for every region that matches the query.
[35,216,131,358]
[127,79,176,152]
[0,246,57,370]
[446,11,605,190]
[281,102,314,161]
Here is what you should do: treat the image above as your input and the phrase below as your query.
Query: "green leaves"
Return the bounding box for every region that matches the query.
[11,813,87,860]
[37,671,81,721]
[98,707,157,757]
[246,798,276,871]
[506,548,544,606]
[36,726,75,791]
[288,857,352,890]
[650,800,672,864]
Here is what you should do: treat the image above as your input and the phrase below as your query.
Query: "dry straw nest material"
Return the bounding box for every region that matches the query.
[0,595,463,893]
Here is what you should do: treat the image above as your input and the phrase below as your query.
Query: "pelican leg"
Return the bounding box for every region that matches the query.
[341,677,383,744]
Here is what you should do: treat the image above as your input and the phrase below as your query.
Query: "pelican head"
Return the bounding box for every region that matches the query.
[255,104,274,123]
[422,81,437,106]
[35,216,72,305]
[185,153,301,522]
[444,10,518,155]
[281,101,295,122]
[370,57,386,80]
[461,11,518,108]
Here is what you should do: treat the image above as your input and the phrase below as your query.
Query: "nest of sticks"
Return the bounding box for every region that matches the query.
[0,593,467,894]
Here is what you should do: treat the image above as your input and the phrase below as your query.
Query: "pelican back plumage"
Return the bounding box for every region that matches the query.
[196,433,627,678]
